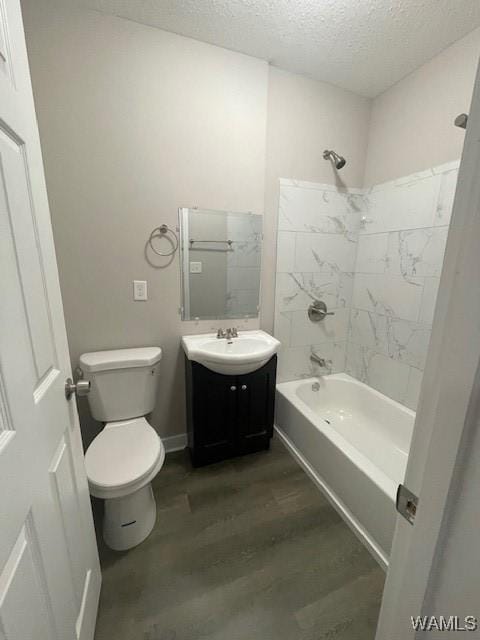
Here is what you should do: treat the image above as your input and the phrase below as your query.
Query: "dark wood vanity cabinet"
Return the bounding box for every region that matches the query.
[185,356,277,467]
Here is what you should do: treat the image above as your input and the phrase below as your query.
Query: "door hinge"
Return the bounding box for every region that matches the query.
[396,484,418,525]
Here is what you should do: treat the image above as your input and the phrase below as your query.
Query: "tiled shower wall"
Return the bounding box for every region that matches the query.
[274,179,365,381]
[273,161,459,410]
[346,161,459,409]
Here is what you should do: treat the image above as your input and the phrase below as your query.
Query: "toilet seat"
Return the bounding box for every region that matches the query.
[85,417,165,499]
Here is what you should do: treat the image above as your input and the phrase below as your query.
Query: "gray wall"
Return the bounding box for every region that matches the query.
[364,28,480,186]
[22,0,267,446]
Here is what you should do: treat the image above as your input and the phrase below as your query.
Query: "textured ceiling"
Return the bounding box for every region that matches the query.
[78,0,480,97]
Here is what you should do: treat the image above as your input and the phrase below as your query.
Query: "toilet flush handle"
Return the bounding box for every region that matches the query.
[65,377,91,400]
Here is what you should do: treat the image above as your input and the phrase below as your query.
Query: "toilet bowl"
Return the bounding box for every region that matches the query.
[85,417,165,550]
[80,347,164,551]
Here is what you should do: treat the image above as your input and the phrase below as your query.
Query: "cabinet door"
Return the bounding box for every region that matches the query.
[237,357,276,454]
[191,363,237,465]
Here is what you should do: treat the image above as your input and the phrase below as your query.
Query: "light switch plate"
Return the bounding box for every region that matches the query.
[190,261,202,274]
[133,280,148,301]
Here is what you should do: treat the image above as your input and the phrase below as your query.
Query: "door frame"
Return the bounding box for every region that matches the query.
[376,56,480,639]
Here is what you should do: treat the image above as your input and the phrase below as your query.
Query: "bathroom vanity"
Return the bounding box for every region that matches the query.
[184,355,277,466]
[178,208,280,465]
[181,330,280,466]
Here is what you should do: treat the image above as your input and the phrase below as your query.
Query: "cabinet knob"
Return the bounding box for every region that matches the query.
[230,385,237,391]
[241,384,247,390]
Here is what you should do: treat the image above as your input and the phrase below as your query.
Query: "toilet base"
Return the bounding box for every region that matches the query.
[103,483,156,551]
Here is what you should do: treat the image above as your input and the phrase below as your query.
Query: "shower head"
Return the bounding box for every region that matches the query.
[323,149,346,170]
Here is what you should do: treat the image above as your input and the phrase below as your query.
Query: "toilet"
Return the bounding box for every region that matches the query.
[80,347,165,551]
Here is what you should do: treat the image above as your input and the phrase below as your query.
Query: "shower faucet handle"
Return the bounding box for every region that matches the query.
[308,300,335,322]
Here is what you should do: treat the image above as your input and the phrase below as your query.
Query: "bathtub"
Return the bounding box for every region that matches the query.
[275,373,414,568]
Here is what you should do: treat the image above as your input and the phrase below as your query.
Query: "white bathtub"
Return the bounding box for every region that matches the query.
[275,373,414,568]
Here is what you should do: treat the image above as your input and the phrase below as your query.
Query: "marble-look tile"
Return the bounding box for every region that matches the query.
[385,319,431,370]
[355,233,388,274]
[280,177,364,195]
[228,241,261,268]
[404,367,423,411]
[275,272,353,312]
[386,227,448,279]
[274,311,292,347]
[274,163,456,411]
[227,214,262,242]
[361,175,441,235]
[226,290,258,317]
[227,266,260,291]
[434,169,458,227]
[345,343,410,405]
[349,309,387,353]
[294,233,357,273]
[366,168,438,193]
[279,186,360,239]
[419,277,441,325]
[352,274,423,323]
[276,232,295,272]
[289,307,349,347]
[277,342,346,382]
[280,182,366,215]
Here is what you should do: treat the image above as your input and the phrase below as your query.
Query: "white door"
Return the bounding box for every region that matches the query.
[0,1,101,639]
[376,59,480,638]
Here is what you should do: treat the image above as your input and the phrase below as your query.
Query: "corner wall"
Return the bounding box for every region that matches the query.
[364,28,480,186]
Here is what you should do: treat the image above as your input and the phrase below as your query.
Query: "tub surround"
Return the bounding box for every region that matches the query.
[274,179,366,382]
[347,160,459,408]
[274,160,459,410]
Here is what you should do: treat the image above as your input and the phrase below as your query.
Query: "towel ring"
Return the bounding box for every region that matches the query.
[148,224,178,257]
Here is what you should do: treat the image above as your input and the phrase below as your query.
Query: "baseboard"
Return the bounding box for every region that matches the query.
[163,432,187,453]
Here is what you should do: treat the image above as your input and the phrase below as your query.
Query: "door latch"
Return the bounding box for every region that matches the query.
[396,484,418,525]
[65,377,91,400]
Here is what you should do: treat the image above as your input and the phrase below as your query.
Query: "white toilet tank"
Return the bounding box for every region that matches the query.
[79,347,162,422]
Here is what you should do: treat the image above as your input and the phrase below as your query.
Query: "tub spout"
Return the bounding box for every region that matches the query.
[310,353,332,370]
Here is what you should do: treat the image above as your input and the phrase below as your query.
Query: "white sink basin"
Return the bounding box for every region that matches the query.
[181,330,281,376]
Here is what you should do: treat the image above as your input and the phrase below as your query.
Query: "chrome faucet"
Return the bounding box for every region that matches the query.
[217,327,238,339]
[225,327,238,340]
[310,353,332,369]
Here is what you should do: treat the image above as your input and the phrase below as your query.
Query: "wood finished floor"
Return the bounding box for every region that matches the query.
[94,437,384,640]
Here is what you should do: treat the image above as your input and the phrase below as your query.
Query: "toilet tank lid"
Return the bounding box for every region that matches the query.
[79,347,162,373]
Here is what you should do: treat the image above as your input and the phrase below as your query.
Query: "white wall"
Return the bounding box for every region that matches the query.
[261,68,371,333]
[364,28,480,186]
[21,0,268,446]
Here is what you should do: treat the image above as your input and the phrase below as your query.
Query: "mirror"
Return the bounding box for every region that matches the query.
[179,207,262,321]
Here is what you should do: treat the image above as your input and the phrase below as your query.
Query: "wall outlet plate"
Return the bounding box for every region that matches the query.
[190,261,202,274]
